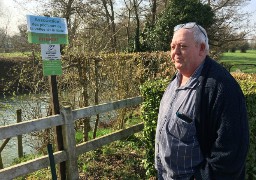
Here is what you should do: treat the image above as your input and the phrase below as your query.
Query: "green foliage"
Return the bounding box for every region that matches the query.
[233,74,256,179]
[141,0,214,51]
[75,127,114,144]
[140,79,169,178]
[78,136,146,179]
[75,131,84,143]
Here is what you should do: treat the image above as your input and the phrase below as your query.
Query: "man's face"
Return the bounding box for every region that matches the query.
[170,28,203,76]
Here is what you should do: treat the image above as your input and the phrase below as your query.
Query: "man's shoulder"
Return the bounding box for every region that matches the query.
[203,56,236,83]
[201,56,242,93]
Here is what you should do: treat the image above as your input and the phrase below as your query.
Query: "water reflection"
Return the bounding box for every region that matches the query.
[0,93,49,167]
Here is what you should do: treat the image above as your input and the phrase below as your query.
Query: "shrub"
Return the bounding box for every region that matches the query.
[140,79,169,178]
[235,77,256,179]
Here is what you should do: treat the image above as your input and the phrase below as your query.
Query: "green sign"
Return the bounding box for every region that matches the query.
[28,32,68,44]
[27,15,68,44]
[43,60,62,76]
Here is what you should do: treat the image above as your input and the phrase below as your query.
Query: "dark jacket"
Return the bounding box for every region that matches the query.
[194,56,249,180]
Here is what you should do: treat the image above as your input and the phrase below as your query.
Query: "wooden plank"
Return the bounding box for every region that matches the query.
[0,151,66,180]
[72,96,143,120]
[76,123,144,155]
[0,115,62,140]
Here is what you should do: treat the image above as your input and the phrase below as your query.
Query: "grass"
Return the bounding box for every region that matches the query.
[76,115,149,179]
[219,50,256,73]
[0,52,30,58]
[78,134,147,179]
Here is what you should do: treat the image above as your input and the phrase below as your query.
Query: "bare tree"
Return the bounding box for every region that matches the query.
[147,0,169,25]
[121,0,147,52]
[0,3,11,53]
[132,0,142,52]
[121,0,143,52]
[123,0,133,48]
[101,0,117,51]
[199,0,252,56]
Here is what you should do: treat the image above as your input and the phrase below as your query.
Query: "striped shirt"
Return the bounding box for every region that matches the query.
[155,63,204,179]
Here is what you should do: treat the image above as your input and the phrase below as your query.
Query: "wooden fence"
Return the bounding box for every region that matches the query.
[0,96,143,179]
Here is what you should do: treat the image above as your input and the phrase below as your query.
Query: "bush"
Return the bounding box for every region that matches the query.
[234,74,256,179]
[140,79,169,178]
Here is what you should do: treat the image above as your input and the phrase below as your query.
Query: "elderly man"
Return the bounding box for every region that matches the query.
[155,22,249,180]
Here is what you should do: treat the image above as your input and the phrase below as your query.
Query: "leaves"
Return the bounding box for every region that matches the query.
[141,0,214,51]
[140,79,169,178]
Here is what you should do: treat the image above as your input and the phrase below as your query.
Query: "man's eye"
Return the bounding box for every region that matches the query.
[180,45,187,49]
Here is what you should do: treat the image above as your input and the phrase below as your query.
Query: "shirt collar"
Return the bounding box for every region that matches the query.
[176,61,205,89]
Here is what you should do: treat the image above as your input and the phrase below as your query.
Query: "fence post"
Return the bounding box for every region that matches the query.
[16,109,23,158]
[61,106,79,180]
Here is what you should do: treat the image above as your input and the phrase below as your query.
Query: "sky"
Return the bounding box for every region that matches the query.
[0,0,40,35]
[0,0,256,36]
[244,0,256,20]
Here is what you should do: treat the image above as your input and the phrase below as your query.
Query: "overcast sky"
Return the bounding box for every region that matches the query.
[1,0,256,36]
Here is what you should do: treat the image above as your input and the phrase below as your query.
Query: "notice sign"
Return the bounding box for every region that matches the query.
[43,60,62,76]
[41,44,62,76]
[41,44,61,60]
[27,15,68,44]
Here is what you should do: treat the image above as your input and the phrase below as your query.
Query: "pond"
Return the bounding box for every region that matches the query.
[0,93,49,167]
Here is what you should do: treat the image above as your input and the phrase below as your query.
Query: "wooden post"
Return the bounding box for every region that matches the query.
[93,58,100,139]
[0,155,3,169]
[0,138,11,169]
[61,106,79,180]
[49,75,66,180]
[16,109,23,158]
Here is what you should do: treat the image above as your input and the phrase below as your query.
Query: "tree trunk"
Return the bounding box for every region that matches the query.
[133,0,140,52]
[101,0,117,51]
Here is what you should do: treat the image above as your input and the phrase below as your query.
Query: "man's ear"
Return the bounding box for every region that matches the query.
[199,43,206,56]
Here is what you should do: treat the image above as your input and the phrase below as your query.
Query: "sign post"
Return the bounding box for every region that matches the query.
[27,15,68,180]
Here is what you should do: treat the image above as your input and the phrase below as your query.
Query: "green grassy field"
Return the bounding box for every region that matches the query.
[219,50,256,73]
[0,52,30,58]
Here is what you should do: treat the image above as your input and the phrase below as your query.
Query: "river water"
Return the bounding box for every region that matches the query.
[0,94,49,167]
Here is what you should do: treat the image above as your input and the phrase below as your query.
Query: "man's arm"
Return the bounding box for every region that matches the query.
[194,85,249,180]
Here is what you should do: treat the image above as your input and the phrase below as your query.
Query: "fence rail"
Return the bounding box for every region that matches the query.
[0,96,143,179]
